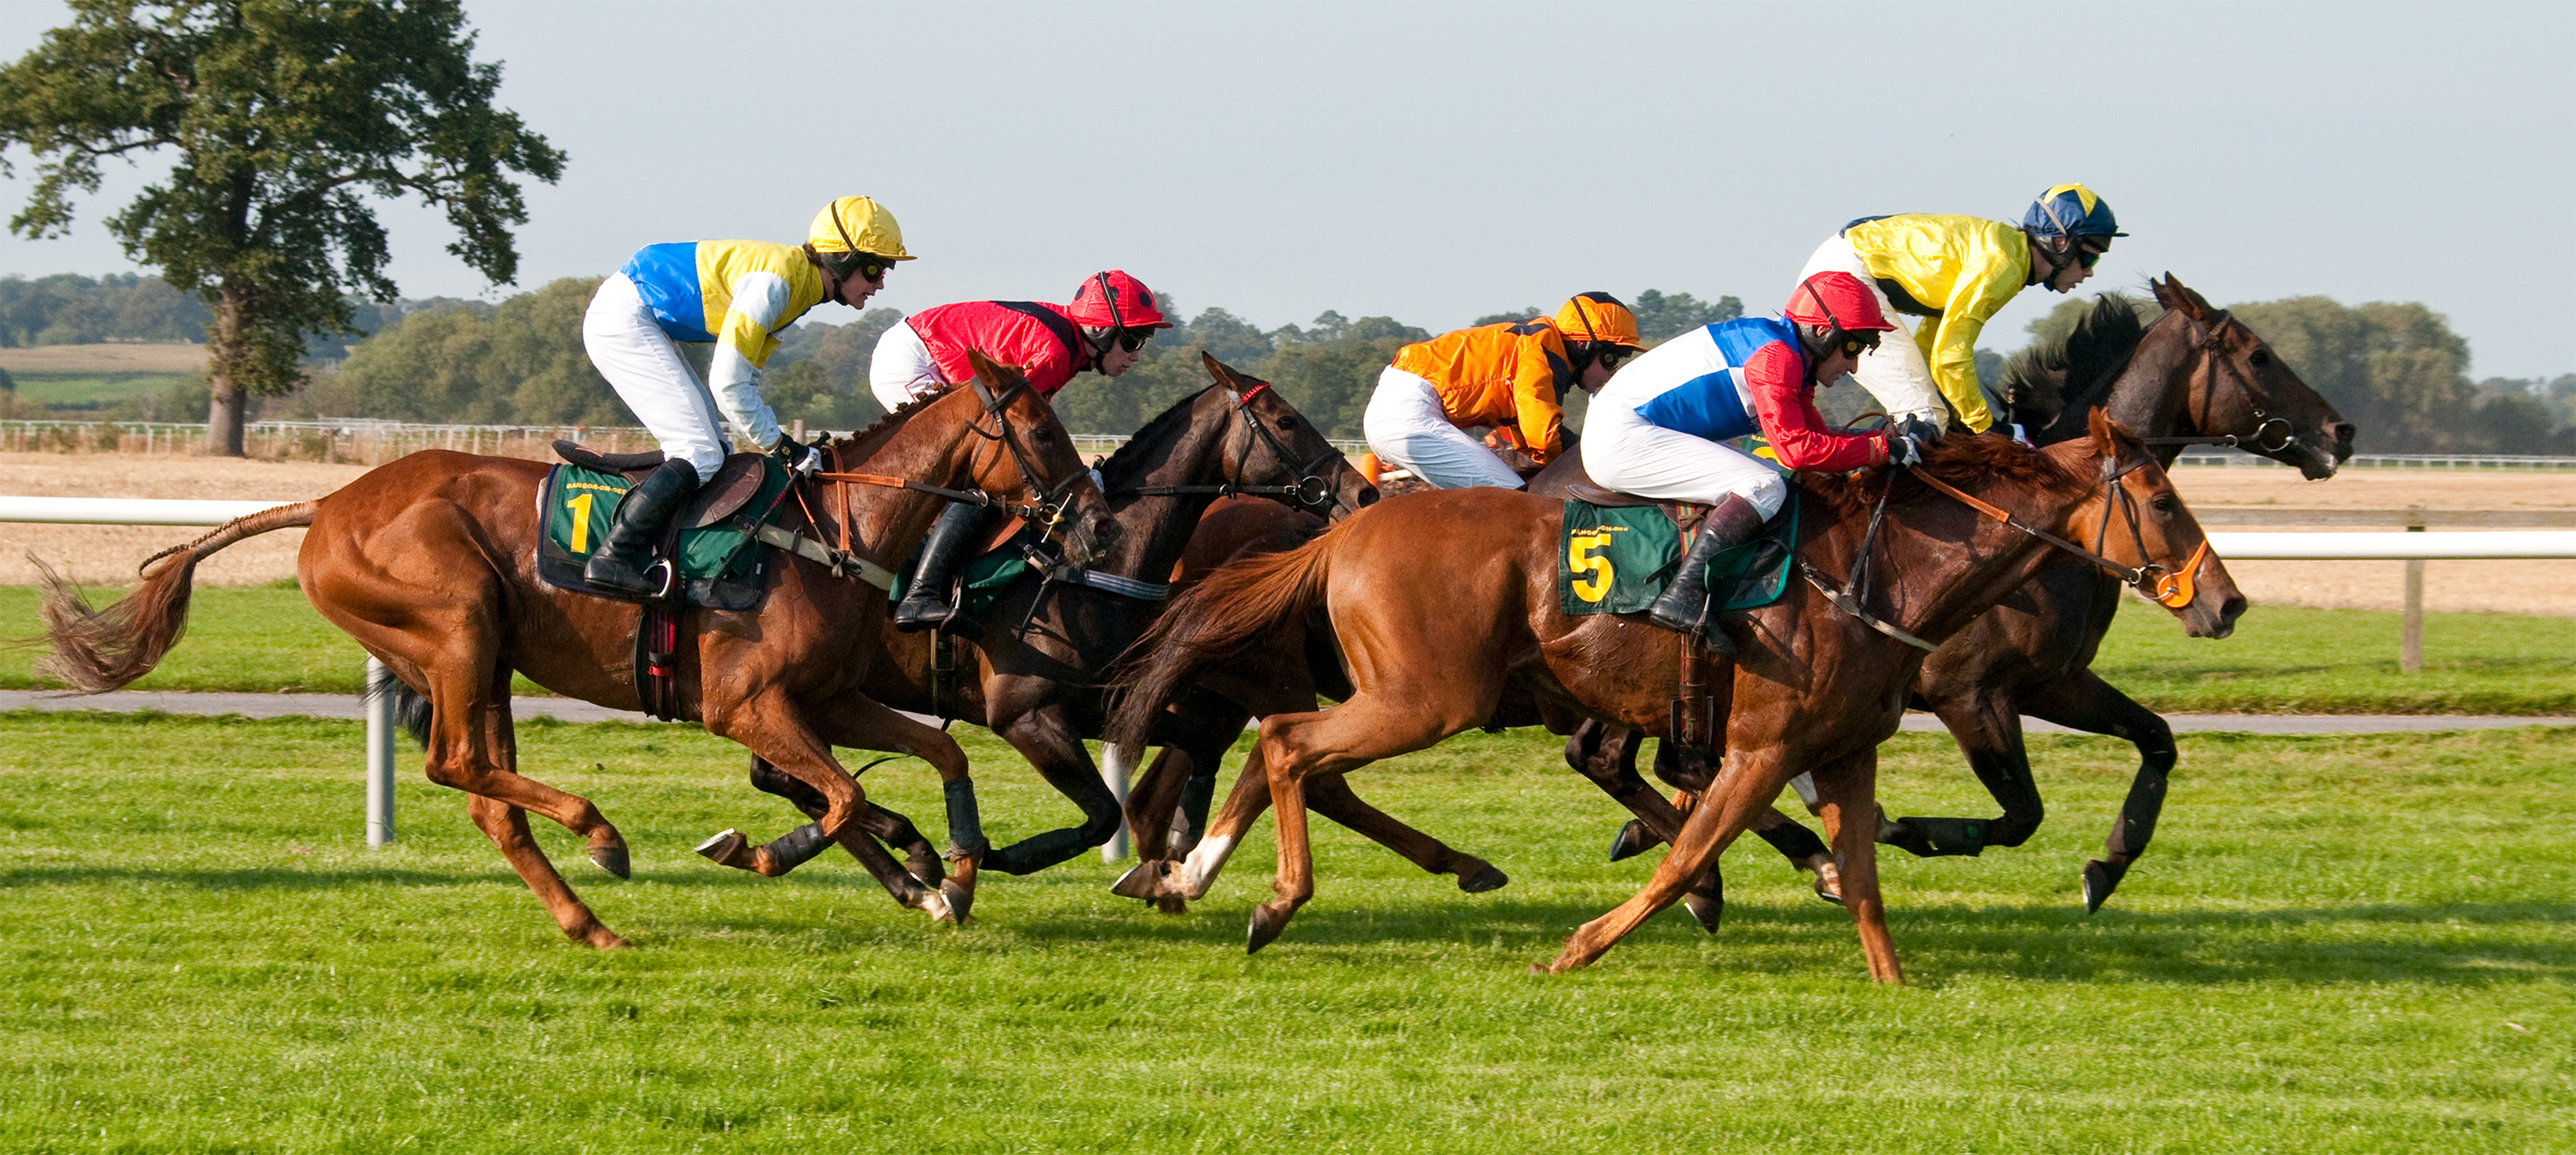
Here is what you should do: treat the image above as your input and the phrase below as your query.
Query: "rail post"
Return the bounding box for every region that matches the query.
[2401,515,2427,674]
[364,657,398,846]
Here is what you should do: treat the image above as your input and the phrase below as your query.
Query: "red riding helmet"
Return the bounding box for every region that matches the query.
[1783,272,1897,333]
[1066,271,1174,332]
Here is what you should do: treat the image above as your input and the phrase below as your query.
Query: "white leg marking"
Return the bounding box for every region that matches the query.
[1178,833,1237,900]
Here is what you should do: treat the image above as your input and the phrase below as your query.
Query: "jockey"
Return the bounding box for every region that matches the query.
[1585,271,1926,654]
[1363,293,1646,490]
[875,271,1172,637]
[581,196,912,597]
[1797,183,2125,434]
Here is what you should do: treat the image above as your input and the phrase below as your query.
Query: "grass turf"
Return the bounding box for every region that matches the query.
[1,712,2569,1152]
[5,585,2569,714]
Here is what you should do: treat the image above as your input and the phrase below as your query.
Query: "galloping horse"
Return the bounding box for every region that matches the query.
[36,355,1116,946]
[1110,413,2240,981]
[1556,274,2353,909]
[706,354,1380,879]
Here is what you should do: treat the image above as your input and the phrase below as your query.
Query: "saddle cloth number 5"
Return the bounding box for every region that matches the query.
[1568,529,1614,604]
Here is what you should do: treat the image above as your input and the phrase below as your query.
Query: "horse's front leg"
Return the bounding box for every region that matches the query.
[1892,686,2041,859]
[2020,669,2179,911]
[723,756,942,888]
[981,703,1125,875]
[1114,741,1270,905]
[1808,746,1902,984]
[1542,751,1779,974]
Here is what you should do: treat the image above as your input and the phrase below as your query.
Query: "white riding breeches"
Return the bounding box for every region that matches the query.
[1800,234,1958,432]
[870,319,944,414]
[1362,367,1523,490]
[1582,403,1789,519]
[582,272,733,480]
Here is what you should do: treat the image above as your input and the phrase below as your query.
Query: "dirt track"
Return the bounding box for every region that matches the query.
[0,454,2567,615]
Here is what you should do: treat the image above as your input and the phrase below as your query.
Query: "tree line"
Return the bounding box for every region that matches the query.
[8,265,2574,455]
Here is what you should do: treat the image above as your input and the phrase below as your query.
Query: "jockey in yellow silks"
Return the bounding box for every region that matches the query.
[1798,184,2124,434]
[580,196,912,597]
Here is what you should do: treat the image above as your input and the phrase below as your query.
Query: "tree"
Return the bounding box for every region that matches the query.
[0,0,564,454]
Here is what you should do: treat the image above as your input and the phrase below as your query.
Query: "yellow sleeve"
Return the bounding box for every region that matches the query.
[1511,331,1566,463]
[1921,234,2025,433]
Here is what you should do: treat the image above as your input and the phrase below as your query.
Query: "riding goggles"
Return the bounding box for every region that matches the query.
[2075,240,2110,270]
[1110,327,1155,353]
[1837,331,1882,357]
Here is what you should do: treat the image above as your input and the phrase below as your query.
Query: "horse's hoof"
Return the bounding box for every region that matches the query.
[1525,963,1552,976]
[1812,875,1845,905]
[694,829,752,870]
[1457,864,1510,894]
[917,888,953,923]
[940,877,976,925]
[1606,819,1655,862]
[1154,894,1189,915]
[1110,860,1167,901]
[1682,892,1723,933]
[2082,859,2126,913]
[1246,905,1290,954]
[588,843,631,880]
[575,925,632,950]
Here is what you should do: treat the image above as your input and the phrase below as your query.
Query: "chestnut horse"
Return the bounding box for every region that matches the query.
[712,354,1382,879]
[1556,275,2353,910]
[36,355,1115,947]
[1110,413,2240,981]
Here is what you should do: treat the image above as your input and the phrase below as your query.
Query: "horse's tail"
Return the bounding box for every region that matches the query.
[33,501,320,693]
[1107,521,1346,751]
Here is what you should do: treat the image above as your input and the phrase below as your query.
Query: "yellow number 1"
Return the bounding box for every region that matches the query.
[566,492,596,554]
[1569,532,1614,603]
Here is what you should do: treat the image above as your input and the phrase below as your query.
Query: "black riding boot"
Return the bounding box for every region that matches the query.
[894,501,988,639]
[584,459,699,598]
[1646,494,1766,655]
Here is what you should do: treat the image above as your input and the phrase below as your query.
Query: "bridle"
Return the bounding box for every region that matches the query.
[1112,382,1356,516]
[2132,309,2301,457]
[815,373,1095,536]
[1801,445,2211,651]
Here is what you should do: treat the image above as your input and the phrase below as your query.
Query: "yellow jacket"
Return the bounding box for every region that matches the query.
[1841,214,2031,432]
[1390,321,1573,463]
[619,239,830,450]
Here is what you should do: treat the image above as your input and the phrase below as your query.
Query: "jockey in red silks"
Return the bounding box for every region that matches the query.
[869,271,1172,637]
[1585,271,1929,653]
[581,196,912,598]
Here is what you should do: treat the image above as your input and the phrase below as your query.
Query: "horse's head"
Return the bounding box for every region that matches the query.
[2151,274,2356,479]
[1203,353,1380,519]
[2068,408,2245,639]
[960,349,1119,565]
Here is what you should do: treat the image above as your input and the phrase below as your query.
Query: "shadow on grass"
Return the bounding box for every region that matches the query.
[0,864,487,890]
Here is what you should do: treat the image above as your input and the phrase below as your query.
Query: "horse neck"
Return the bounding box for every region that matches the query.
[1093,389,1238,583]
[2091,315,2199,468]
[837,395,983,564]
[1817,473,2096,648]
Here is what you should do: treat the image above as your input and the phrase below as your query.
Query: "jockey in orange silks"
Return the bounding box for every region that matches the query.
[1363,294,1646,489]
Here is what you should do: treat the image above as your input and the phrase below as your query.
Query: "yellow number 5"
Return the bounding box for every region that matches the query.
[1569,531,1614,603]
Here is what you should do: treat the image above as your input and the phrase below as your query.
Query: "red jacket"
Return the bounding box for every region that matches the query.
[903,300,1092,396]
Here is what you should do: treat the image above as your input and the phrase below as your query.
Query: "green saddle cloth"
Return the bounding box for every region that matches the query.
[1559,498,1797,617]
[891,524,1039,618]
[536,461,791,609]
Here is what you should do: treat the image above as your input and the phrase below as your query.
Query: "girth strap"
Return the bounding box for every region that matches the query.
[749,523,897,591]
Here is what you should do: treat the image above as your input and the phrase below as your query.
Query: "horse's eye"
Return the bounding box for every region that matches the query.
[1278,415,1299,430]
[2151,495,2179,516]
[2249,349,2271,368]
[1032,426,1057,445]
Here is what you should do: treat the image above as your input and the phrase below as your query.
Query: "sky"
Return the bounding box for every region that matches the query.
[3,1,2571,381]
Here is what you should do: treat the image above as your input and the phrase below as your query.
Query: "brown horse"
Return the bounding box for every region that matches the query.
[1109,412,2240,980]
[36,355,1116,946]
[712,354,1383,879]
[1553,274,2353,909]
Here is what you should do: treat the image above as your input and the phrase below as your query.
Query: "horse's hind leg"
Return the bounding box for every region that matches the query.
[466,794,629,949]
[2020,669,2178,912]
[1247,697,1464,953]
[1898,687,2042,858]
[979,704,1124,875]
[709,694,962,920]
[1303,773,1508,894]
[729,756,941,888]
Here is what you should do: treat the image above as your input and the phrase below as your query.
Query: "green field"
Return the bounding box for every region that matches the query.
[2,371,190,408]
[1,713,2568,1152]
[4,585,2568,714]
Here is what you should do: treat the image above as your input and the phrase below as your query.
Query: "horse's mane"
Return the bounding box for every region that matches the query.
[1096,383,1220,480]
[1797,433,2082,516]
[830,385,949,455]
[1998,293,2151,428]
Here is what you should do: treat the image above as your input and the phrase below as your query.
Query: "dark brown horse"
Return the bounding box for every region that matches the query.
[708,354,1382,879]
[36,355,1116,946]
[1109,413,2240,980]
[1554,274,2353,910]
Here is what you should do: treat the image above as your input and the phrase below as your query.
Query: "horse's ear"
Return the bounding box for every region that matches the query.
[1202,351,1243,385]
[2151,273,2211,322]
[964,347,1028,388]
[2087,406,2144,459]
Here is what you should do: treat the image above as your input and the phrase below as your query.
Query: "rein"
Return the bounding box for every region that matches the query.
[2131,311,2302,456]
[1905,456,2203,608]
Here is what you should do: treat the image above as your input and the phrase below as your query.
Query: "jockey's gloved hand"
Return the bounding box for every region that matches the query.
[1889,415,1938,467]
[770,435,825,478]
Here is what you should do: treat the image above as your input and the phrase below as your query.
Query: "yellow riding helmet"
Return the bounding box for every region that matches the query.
[808,196,914,263]
[1553,292,1644,349]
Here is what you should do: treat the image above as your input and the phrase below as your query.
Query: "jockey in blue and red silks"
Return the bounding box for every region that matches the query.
[1585,271,1929,653]
[868,271,1175,638]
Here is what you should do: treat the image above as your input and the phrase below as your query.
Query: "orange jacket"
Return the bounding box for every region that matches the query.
[1390,321,1574,463]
